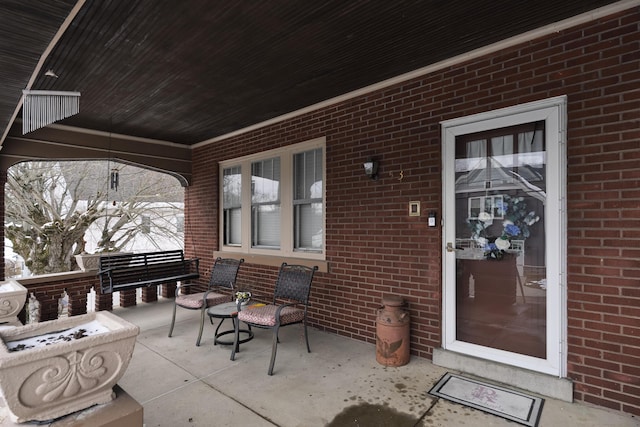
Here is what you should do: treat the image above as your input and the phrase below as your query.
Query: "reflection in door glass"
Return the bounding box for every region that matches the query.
[454,122,547,358]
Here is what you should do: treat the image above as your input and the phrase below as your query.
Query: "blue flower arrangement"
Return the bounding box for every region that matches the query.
[468,195,540,260]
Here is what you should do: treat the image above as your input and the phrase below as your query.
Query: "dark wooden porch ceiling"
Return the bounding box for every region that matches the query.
[0,1,622,160]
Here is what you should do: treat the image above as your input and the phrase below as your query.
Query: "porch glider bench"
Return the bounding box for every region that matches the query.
[98,250,200,294]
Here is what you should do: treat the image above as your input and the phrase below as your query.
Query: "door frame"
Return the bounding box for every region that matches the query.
[441,96,567,376]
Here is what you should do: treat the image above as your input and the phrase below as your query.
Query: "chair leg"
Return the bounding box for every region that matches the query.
[196,308,206,346]
[268,325,280,376]
[168,303,177,337]
[304,321,311,353]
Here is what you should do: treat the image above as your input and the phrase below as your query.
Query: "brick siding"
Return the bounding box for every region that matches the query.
[186,8,639,415]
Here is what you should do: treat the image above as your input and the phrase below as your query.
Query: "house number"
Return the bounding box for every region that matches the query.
[390,170,404,181]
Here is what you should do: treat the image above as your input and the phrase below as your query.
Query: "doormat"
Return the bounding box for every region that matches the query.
[428,372,544,427]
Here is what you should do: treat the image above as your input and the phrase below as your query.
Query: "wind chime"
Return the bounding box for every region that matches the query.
[22,90,80,134]
[108,129,120,205]
[109,167,120,206]
[110,168,119,192]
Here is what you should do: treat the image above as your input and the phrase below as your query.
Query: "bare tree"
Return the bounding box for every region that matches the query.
[5,160,184,275]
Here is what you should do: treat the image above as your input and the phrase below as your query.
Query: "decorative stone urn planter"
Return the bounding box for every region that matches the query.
[75,253,101,271]
[0,280,28,326]
[75,252,132,271]
[0,311,139,423]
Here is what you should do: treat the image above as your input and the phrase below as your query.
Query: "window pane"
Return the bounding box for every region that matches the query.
[518,129,544,154]
[252,158,280,203]
[223,166,242,207]
[492,195,504,219]
[252,204,280,248]
[223,166,241,245]
[294,148,323,252]
[295,203,323,250]
[469,197,481,219]
[456,140,487,191]
[294,148,322,200]
[225,208,241,245]
[517,127,546,185]
[252,158,281,248]
[490,135,514,156]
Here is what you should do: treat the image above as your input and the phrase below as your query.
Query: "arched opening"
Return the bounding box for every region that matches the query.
[4,159,185,278]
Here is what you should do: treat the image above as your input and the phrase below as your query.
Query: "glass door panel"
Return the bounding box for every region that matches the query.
[454,123,547,358]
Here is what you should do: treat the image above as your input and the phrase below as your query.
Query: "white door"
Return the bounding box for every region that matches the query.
[441,97,567,376]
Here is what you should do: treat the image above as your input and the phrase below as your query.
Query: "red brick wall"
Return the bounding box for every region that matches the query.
[187,8,639,415]
[18,275,97,322]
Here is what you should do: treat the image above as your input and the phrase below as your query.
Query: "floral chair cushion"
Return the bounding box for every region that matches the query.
[175,291,228,309]
[237,304,304,327]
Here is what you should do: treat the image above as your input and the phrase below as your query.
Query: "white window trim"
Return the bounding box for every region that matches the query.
[219,136,326,261]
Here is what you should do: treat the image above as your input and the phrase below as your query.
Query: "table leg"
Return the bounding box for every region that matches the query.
[214,323,252,345]
[231,316,239,361]
[213,317,225,346]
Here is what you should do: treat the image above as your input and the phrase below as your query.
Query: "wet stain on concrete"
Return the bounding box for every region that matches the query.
[326,403,419,427]
[395,382,408,393]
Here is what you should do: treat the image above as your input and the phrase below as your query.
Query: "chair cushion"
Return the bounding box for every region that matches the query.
[175,291,228,309]
[237,304,304,327]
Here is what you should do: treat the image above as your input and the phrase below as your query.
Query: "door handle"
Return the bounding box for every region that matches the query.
[446,242,462,252]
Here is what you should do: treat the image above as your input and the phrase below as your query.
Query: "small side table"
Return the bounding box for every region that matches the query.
[206,301,253,350]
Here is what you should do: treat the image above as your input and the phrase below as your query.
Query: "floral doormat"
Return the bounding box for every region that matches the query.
[428,373,544,427]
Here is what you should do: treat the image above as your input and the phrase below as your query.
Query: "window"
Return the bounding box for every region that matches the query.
[223,166,242,245]
[455,122,546,192]
[293,148,323,251]
[220,137,325,260]
[176,215,184,233]
[468,195,504,219]
[251,157,281,248]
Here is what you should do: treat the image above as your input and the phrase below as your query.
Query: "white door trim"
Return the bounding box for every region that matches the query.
[441,96,567,376]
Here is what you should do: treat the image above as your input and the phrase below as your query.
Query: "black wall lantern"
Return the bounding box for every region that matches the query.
[363,158,379,180]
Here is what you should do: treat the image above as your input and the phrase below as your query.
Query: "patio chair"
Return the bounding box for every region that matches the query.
[232,263,318,375]
[168,257,243,346]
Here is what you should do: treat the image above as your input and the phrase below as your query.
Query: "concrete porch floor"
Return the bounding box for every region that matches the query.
[115,300,638,427]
